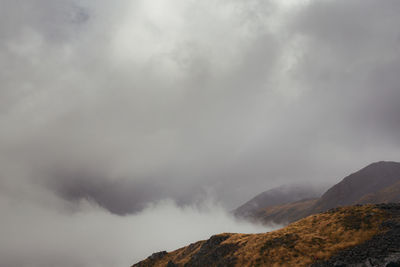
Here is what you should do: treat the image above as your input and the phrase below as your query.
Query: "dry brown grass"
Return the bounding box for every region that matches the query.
[134,205,390,267]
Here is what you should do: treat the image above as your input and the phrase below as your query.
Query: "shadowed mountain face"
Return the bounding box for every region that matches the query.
[237,161,400,224]
[132,204,400,267]
[233,185,322,219]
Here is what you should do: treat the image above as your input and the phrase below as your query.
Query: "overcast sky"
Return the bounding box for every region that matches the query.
[1,0,400,266]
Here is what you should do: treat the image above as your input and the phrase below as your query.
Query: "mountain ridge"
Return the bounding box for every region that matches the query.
[246,161,400,224]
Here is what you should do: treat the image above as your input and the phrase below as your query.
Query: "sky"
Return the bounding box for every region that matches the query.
[1,0,400,266]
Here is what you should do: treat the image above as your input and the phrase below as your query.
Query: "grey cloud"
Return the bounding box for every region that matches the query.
[0,0,399,212]
[0,0,89,43]
[287,0,400,146]
[0,0,288,212]
[44,169,164,214]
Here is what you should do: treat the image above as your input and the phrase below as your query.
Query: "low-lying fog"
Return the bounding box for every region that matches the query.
[0,193,274,267]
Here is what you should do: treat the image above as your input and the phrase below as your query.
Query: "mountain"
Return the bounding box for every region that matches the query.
[233,184,322,219]
[245,161,400,224]
[313,161,400,212]
[132,203,400,266]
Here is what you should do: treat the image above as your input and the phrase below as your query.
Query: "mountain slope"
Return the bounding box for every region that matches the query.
[313,161,400,212]
[233,185,321,219]
[251,161,400,224]
[132,204,400,267]
[358,180,400,204]
[253,198,319,224]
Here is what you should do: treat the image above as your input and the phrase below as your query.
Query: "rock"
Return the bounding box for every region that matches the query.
[184,234,239,267]
[148,251,167,261]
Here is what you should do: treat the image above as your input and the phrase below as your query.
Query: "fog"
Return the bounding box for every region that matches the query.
[0,194,271,267]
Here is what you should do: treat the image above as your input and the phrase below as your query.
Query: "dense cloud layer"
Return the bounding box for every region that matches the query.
[1,0,398,211]
[1,0,400,265]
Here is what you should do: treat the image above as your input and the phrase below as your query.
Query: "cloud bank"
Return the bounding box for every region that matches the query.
[0,194,270,267]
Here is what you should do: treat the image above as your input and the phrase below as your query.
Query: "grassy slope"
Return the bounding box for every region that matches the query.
[133,205,390,267]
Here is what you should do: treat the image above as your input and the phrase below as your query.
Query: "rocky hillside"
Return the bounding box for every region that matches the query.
[132,203,400,267]
[247,161,400,224]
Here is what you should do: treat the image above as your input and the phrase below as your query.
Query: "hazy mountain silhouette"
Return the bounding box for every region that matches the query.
[233,184,322,219]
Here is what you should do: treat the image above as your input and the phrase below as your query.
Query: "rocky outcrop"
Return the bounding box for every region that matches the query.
[182,234,238,267]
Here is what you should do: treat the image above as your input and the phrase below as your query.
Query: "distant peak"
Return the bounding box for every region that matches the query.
[363,161,400,170]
